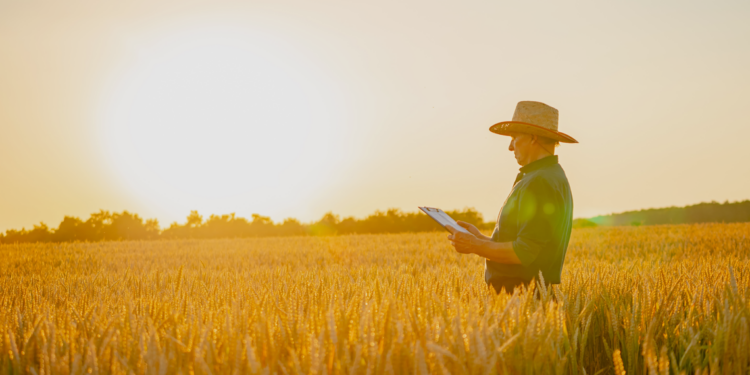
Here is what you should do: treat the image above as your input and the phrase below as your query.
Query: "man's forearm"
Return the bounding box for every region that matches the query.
[473,239,522,265]
[475,232,492,241]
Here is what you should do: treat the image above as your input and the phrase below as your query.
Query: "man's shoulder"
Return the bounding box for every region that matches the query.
[519,164,569,190]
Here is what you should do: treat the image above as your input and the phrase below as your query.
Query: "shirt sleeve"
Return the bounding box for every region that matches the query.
[512,177,558,267]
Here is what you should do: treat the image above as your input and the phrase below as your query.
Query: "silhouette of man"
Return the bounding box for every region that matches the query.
[446,101,577,294]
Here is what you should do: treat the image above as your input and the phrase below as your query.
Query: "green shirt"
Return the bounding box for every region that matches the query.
[486,155,573,284]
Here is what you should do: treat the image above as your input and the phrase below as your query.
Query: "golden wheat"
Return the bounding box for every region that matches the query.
[1,223,748,374]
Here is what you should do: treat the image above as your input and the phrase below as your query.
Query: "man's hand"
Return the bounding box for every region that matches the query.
[455,221,491,241]
[446,224,522,264]
[446,225,484,254]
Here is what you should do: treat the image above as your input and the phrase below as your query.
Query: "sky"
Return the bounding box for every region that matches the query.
[1,0,749,231]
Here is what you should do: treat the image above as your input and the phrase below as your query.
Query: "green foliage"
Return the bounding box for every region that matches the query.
[590,200,750,226]
[572,218,597,228]
[0,210,160,243]
[0,207,493,243]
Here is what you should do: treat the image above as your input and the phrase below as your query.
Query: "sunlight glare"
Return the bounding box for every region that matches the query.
[100,26,342,220]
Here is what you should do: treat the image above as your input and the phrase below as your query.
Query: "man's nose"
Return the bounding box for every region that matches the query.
[508,140,514,151]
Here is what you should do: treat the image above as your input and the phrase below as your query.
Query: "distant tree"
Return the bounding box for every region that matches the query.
[103,211,159,240]
[278,218,307,236]
[186,210,203,227]
[53,216,87,242]
[310,212,339,236]
[337,216,359,234]
[85,210,113,241]
[355,209,400,234]
[201,213,251,239]
[247,214,272,236]
[162,222,188,239]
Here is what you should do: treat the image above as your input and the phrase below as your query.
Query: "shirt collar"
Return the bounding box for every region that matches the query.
[519,155,558,174]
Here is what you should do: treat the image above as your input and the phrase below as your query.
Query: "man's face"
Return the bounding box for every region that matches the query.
[508,132,534,166]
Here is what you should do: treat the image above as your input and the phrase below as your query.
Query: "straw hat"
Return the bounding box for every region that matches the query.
[489,101,578,143]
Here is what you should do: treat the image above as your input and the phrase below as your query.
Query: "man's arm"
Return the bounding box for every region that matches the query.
[454,221,492,241]
[447,226,522,265]
[473,239,522,264]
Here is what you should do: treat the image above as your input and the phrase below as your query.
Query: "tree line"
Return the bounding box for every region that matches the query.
[4,199,748,243]
[0,208,493,244]
[589,200,750,226]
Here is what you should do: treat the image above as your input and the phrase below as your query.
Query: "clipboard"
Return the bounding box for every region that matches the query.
[418,207,472,234]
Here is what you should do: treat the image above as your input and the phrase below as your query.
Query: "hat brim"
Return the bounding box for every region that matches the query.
[489,121,578,143]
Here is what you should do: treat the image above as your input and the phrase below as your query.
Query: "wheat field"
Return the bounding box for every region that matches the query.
[1,223,748,374]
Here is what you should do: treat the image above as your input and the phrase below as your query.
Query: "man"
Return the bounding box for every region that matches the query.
[447,101,576,294]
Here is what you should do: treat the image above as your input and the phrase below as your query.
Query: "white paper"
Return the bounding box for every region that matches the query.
[419,207,472,234]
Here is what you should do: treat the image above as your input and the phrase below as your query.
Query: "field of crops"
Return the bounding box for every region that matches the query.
[1,223,748,374]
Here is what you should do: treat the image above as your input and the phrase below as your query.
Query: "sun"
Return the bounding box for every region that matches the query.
[99,26,342,221]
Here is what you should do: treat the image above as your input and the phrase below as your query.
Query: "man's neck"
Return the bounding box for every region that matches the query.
[522,150,554,167]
